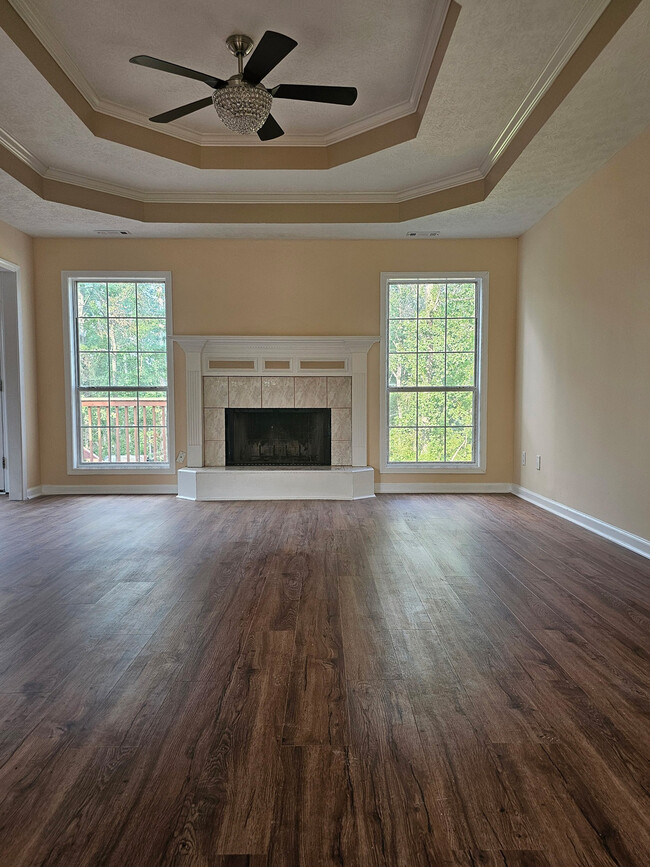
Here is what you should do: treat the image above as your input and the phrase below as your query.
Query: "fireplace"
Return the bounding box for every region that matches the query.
[226,408,331,467]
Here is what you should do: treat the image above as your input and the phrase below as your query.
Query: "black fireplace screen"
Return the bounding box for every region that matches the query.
[225,408,331,466]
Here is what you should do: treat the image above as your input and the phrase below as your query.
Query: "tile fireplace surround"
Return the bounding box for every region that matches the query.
[172,336,378,500]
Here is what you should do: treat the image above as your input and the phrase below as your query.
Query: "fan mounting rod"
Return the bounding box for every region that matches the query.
[226,34,254,75]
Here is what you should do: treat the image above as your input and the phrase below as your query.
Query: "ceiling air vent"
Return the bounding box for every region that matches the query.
[95,230,130,236]
[405,231,440,238]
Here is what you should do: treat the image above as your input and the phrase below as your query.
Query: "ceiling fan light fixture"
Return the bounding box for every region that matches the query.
[212,80,272,135]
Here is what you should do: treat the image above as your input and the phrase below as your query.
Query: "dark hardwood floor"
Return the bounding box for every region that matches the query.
[0,492,649,866]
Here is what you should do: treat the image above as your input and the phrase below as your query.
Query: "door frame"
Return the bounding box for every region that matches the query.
[0,258,27,500]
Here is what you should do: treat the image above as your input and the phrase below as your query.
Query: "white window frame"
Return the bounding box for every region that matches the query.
[380,271,488,474]
[62,271,175,474]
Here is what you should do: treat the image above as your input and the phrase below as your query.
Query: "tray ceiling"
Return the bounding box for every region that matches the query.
[0,0,648,237]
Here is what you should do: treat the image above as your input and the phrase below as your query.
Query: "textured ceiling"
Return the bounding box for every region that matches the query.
[0,0,648,237]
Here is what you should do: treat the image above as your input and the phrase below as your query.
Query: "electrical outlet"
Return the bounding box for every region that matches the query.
[536,455,542,470]
[176,451,186,464]
[521,450,526,466]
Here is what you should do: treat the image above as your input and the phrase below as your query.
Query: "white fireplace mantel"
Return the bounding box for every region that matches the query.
[172,334,379,363]
[172,335,379,499]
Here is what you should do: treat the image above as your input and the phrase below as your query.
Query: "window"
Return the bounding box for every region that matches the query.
[63,272,174,472]
[381,272,487,473]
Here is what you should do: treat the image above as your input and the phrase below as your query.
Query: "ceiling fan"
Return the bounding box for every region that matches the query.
[130,31,358,141]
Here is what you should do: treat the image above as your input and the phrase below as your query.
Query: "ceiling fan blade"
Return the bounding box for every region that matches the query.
[271,84,358,106]
[257,114,284,141]
[243,31,297,85]
[149,96,214,123]
[130,55,225,89]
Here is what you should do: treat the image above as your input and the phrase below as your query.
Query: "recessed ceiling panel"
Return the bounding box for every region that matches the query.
[14,0,447,137]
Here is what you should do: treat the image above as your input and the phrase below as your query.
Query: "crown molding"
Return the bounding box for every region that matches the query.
[6,0,450,149]
[0,124,47,173]
[39,165,483,205]
[91,93,421,149]
[480,0,612,175]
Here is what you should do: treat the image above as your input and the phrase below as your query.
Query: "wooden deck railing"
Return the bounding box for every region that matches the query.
[81,398,167,463]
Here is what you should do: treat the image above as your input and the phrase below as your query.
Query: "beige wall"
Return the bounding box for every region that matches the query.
[32,237,518,487]
[514,127,650,539]
[0,218,40,491]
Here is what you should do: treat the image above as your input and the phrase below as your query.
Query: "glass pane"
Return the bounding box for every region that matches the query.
[138,318,167,352]
[110,352,138,387]
[137,282,166,317]
[388,319,417,353]
[418,428,445,462]
[78,352,109,387]
[418,392,445,427]
[418,319,445,352]
[446,392,473,427]
[446,318,475,352]
[78,318,108,352]
[389,428,416,462]
[389,392,416,427]
[141,427,168,463]
[389,283,417,318]
[417,353,445,386]
[77,282,106,317]
[445,427,473,462]
[139,391,167,428]
[80,427,110,463]
[388,353,416,387]
[110,392,138,426]
[109,318,137,351]
[108,282,136,317]
[139,353,168,387]
[447,283,475,317]
[418,283,446,317]
[79,392,108,427]
[446,353,475,387]
[110,428,140,463]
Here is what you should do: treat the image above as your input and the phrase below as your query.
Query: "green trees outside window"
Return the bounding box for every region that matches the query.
[75,280,170,465]
[386,279,479,465]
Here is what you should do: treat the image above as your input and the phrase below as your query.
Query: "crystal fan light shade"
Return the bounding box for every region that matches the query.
[212,80,273,134]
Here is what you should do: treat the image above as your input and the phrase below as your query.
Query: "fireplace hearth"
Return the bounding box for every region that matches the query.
[226,408,331,466]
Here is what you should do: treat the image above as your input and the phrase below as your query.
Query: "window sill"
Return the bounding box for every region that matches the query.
[69,464,175,475]
[380,463,486,474]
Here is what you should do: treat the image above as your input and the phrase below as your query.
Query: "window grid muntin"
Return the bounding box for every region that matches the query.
[73,280,169,466]
[387,279,478,465]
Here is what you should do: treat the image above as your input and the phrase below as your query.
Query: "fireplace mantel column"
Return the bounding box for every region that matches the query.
[351,351,369,467]
[173,338,207,468]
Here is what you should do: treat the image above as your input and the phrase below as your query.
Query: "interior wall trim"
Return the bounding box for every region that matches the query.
[39,484,178,495]
[0,0,458,169]
[375,483,512,494]
[511,484,650,560]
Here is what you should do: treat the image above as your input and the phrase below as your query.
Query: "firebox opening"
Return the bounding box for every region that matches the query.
[225,408,331,467]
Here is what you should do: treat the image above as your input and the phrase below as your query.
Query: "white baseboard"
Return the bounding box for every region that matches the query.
[375,482,512,494]
[511,485,650,560]
[40,484,178,495]
[26,485,43,499]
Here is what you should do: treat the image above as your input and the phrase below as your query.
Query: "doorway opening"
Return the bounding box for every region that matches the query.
[0,259,26,499]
